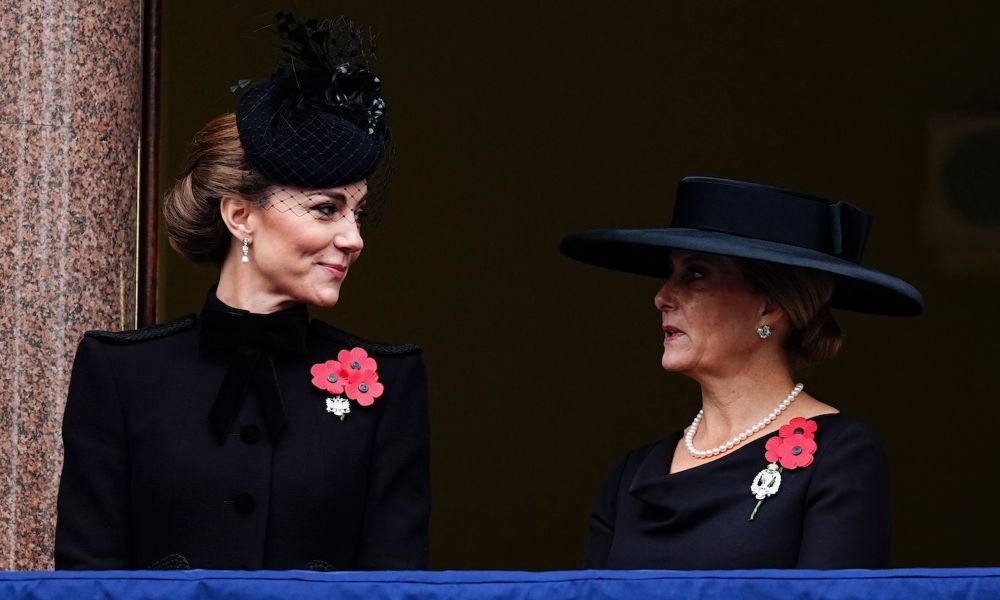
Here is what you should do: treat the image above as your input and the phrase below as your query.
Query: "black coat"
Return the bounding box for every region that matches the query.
[55,298,429,570]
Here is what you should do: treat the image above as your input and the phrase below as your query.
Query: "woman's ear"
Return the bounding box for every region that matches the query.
[760,298,786,326]
[220,194,254,240]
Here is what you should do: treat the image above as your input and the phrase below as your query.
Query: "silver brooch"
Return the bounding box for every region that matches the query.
[750,463,782,500]
[325,396,351,420]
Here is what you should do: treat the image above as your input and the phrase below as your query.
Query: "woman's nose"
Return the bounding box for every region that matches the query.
[334,221,364,253]
[654,280,676,312]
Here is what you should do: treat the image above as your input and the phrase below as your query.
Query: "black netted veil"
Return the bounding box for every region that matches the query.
[238,74,381,188]
[236,13,392,220]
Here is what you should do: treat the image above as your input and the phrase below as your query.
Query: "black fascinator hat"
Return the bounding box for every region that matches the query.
[236,13,391,205]
[559,177,924,316]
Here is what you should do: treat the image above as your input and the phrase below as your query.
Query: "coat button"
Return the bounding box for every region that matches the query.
[231,492,256,515]
[239,424,261,444]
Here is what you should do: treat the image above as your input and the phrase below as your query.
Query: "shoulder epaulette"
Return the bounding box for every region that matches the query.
[85,314,197,344]
[311,320,421,356]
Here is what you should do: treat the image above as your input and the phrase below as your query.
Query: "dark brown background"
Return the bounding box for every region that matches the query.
[158,1,1000,568]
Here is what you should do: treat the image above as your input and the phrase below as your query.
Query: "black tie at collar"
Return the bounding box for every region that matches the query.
[199,294,309,444]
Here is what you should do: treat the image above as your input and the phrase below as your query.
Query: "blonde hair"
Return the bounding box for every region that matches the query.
[163,113,270,266]
[734,259,843,370]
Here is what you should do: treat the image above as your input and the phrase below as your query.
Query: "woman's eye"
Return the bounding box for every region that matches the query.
[686,268,705,281]
[311,203,339,218]
[354,209,368,223]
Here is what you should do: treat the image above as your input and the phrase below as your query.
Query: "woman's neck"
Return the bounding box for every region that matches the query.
[216,259,296,314]
[690,365,797,446]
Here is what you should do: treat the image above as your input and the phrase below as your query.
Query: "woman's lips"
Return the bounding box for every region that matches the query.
[319,263,348,280]
[663,325,686,343]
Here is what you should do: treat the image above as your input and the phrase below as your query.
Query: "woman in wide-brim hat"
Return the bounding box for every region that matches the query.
[55,14,428,571]
[561,176,923,569]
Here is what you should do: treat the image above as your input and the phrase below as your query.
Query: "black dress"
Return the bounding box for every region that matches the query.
[584,413,889,569]
[55,294,429,570]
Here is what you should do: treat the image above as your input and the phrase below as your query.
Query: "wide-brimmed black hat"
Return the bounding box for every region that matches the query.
[559,176,924,316]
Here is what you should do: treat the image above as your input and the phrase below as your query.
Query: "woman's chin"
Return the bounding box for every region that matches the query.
[660,353,691,373]
[305,287,342,309]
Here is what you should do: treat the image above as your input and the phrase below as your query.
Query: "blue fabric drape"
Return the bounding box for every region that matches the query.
[2,569,999,599]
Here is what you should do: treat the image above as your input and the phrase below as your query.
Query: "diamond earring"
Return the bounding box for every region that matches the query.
[241,237,251,264]
[757,324,773,339]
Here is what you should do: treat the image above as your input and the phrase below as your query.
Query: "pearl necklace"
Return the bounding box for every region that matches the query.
[684,383,804,459]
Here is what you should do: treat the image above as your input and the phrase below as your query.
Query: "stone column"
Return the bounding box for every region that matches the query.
[0,0,141,570]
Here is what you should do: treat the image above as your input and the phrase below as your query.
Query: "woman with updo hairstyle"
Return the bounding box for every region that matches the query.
[560,176,923,569]
[55,14,429,570]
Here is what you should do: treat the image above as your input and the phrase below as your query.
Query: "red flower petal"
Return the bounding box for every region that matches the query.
[340,348,379,375]
[355,381,384,406]
[779,416,818,439]
[348,379,384,406]
[310,360,346,394]
[778,454,798,469]
[764,436,783,463]
[796,436,818,454]
[771,434,817,470]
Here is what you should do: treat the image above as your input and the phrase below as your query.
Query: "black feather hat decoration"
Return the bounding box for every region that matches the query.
[236,13,392,196]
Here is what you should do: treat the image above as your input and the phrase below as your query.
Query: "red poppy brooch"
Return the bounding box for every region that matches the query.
[309,347,384,420]
[749,416,818,520]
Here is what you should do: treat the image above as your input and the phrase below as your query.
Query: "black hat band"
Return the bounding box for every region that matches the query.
[673,179,873,264]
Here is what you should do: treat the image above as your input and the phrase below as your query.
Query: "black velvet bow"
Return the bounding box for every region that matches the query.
[199,295,309,444]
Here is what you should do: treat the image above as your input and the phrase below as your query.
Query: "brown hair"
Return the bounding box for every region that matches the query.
[734,259,843,370]
[163,113,270,266]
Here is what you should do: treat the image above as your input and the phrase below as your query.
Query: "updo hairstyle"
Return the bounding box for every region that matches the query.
[734,259,844,370]
[163,113,271,266]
